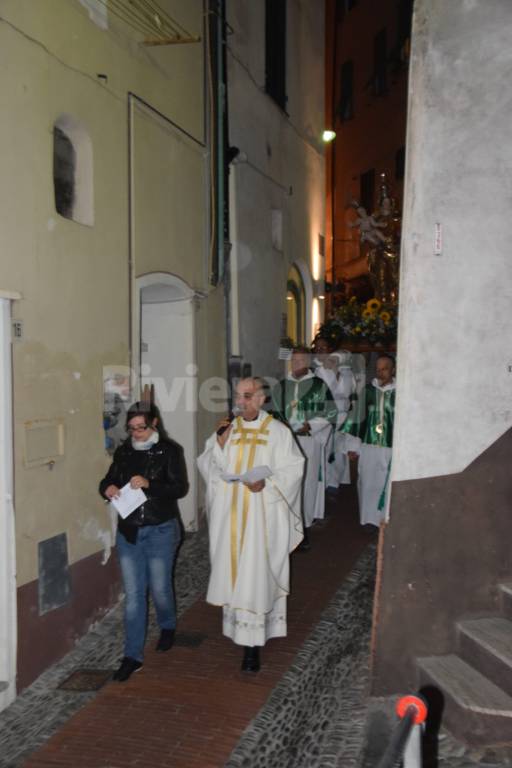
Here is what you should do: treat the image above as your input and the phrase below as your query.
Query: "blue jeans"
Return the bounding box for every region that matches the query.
[116,519,181,661]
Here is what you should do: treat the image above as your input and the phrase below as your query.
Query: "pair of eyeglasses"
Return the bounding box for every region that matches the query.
[128,424,149,433]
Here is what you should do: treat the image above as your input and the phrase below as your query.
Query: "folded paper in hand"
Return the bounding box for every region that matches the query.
[110,482,147,519]
[221,465,273,484]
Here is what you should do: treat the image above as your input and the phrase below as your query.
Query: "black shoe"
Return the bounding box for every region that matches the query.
[156,628,175,652]
[298,537,311,551]
[241,646,260,673]
[112,657,143,682]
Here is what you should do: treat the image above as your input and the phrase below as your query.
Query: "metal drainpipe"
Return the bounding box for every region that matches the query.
[216,0,236,397]
[216,0,226,281]
[228,164,240,359]
[330,0,340,307]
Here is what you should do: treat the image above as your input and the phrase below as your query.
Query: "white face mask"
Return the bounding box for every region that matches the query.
[131,430,159,450]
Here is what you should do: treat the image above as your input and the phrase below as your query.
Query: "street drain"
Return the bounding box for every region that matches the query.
[174,631,207,648]
[57,669,113,692]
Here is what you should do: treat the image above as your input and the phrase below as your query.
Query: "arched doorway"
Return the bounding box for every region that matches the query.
[286,264,306,345]
[136,273,198,531]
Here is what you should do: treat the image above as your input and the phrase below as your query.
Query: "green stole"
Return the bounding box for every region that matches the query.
[272,375,338,427]
[341,382,395,448]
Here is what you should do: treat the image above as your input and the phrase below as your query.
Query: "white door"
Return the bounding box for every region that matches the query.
[0,298,16,710]
[140,286,198,531]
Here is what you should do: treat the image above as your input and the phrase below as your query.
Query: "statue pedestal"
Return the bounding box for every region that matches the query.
[341,341,396,355]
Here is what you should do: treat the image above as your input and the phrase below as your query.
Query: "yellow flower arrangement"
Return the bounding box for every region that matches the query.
[320,297,397,346]
[366,298,381,313]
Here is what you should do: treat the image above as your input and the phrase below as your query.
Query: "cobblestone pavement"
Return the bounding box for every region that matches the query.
[227,540,512,768]
[2,488,374,768]
[1,491,508,768]
[226,544,376,768]
[0,526,211,768]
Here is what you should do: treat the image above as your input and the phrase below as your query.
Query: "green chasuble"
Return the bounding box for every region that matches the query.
[341,382,395,448]
[271,373,338,429]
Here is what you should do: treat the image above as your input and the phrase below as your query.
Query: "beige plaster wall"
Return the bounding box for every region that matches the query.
[0,0,223,586]
[0,0,204,138]
[195,284,227,454]
[132,102,207,287]
[225,0,325,378]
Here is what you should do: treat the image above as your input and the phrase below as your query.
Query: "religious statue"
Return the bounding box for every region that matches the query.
[345,174,401,303]
[348,202,388,246]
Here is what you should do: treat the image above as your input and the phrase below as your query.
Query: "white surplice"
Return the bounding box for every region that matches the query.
[315,357,357,489]
[341,379,395,527]
[333,364,357,487]
[297,424,330,525]
[357,443,392,526]
[285,371,331,525]
[197,412,304,647]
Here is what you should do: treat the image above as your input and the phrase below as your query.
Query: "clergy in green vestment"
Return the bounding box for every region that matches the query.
[271,347,338,529]
[341,353,395,527]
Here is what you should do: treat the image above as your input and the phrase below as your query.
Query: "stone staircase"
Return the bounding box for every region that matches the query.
[417,583,512,746]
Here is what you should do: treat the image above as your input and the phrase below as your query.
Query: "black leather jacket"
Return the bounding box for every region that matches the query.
[99,436,189,543]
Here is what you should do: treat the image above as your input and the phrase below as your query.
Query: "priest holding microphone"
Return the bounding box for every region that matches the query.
[197,377,304,672]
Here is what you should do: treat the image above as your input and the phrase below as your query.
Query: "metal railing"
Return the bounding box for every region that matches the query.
[375,695,428,768]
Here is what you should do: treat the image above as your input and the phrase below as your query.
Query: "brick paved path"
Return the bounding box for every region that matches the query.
[22,489,374,768]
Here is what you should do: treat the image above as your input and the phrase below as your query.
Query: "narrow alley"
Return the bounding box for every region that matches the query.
[1,490,375,768]
[1,1,512,765]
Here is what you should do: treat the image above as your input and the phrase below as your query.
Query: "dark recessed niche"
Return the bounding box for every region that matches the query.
[38,532,71,615]
[53,126,76,220]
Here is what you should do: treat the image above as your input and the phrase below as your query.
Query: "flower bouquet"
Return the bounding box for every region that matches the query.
[319,298,397,347]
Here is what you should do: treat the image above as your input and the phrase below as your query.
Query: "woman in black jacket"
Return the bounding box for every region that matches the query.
[99,401,189,682]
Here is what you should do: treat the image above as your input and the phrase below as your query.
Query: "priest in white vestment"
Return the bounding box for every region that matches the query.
[197,377,304,672]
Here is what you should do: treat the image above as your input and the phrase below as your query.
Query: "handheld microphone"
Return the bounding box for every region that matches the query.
[216,406,241,436]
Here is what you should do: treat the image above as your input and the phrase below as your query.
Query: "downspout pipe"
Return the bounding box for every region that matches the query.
[216,0,227,280]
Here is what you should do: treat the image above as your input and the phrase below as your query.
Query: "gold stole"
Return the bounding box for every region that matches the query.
[229,414,272,588]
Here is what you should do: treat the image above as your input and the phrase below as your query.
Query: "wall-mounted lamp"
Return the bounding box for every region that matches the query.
[313,278,325,300]
[322,129,336,143]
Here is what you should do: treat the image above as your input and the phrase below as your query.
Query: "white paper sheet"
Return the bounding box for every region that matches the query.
[109,482,147,519]
[221,465,273,484]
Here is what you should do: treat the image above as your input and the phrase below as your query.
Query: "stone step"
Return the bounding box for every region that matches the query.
[458,617,512,696]
[500,583,512,620]
[417,654,512,746]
